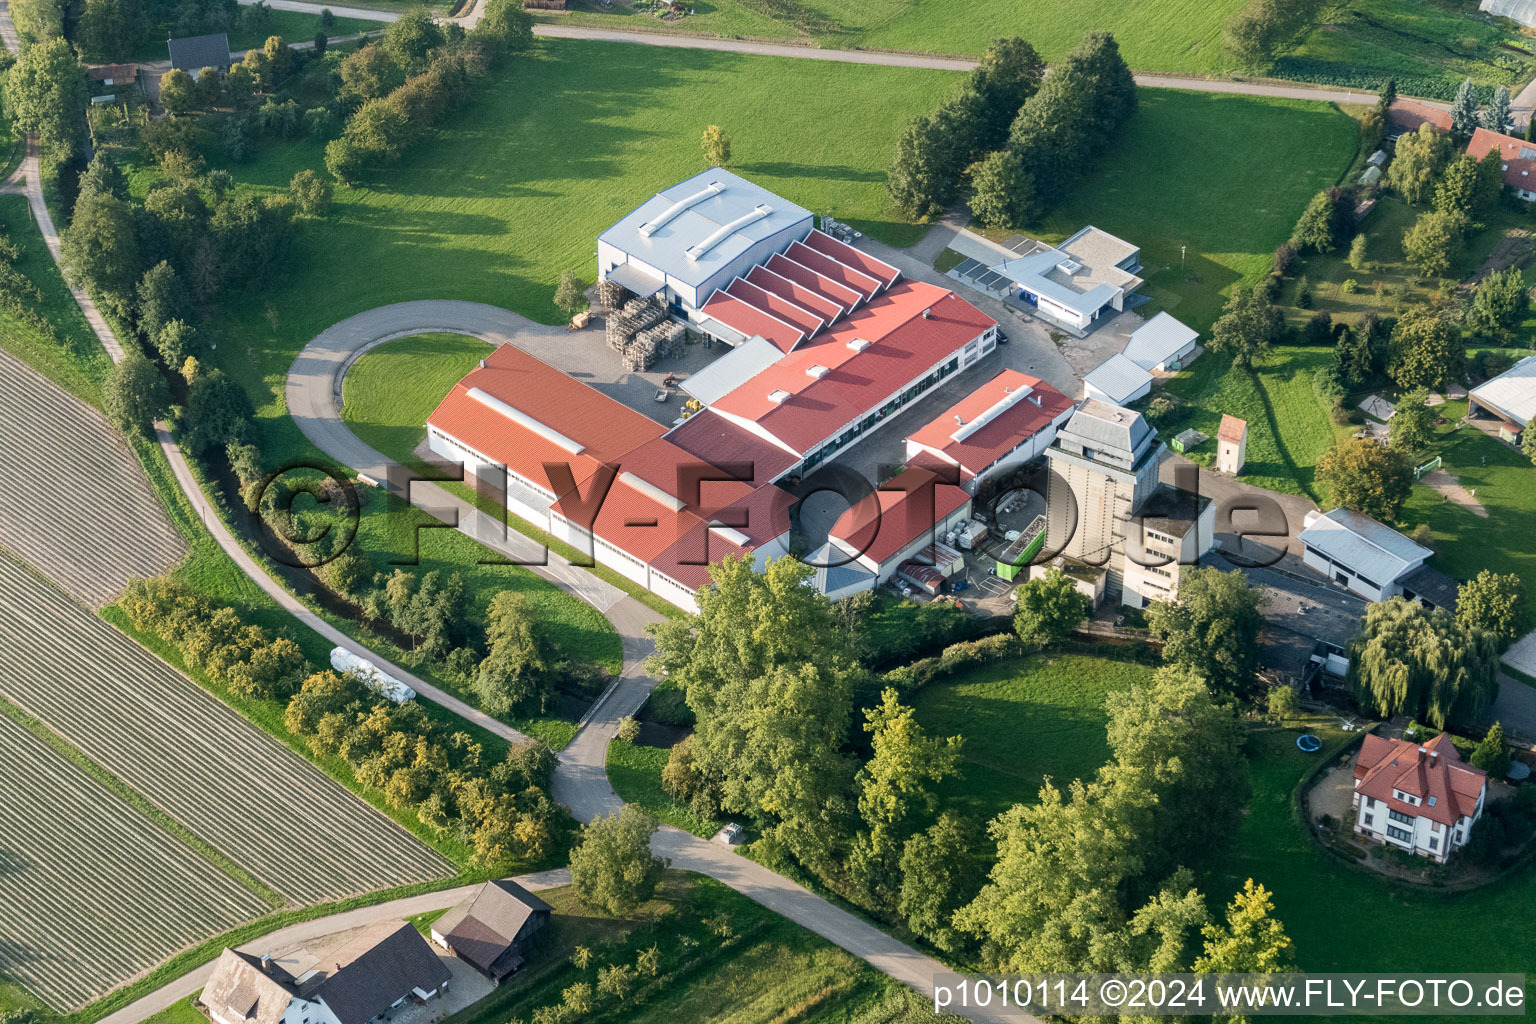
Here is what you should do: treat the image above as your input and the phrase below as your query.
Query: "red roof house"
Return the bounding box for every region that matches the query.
[1388,97,1452,135]
[1465,127,1536,198]
[1350,733,1487,863]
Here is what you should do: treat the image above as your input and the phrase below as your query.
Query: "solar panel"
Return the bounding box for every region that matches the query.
[978,271,1007,289]
[954,258,983,276]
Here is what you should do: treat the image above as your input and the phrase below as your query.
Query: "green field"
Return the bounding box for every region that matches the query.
[548,0,1244,73]
[1214,724,1536,993]
[137,995,204,1024]
[1157,346,1352,501]
[1279,0,1536,99]
[607,738,723,838]
[341,333,491,467]
[908,651,1155,822]
[1397,403,1536,631]
[443,875,934,1024]
[1027,90,1360,332]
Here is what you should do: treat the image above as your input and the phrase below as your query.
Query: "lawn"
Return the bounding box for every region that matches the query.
[607,737,722,838]
[1157,346,1352,501]
[136,995,204,1024]
[908,650,1156,822]
[443,875,934,1024]
[1027,90,1360,333]
[407,908,449,936]
[547,0,1245,72]
[1396,404,1536,632]
[341,333,491,467]
[1212,723,1536,1003]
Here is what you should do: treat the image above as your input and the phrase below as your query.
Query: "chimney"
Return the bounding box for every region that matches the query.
[1030,394,1042,407]
[1429,750,1439,762]
[261,954,272,974]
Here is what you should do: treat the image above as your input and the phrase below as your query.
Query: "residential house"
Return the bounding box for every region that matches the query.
[1387,97,1452,137]
[201,922,451,1024]
[167,33,232,78]
[1465,127,1536,201]
[431,879,552,983]
[1352,733,1487,863]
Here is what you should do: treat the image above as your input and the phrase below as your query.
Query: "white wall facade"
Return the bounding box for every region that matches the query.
[1121,500,1217,608]
[598,219,813,313]
[1301,543,1395,602]
[1351,786,1485,864]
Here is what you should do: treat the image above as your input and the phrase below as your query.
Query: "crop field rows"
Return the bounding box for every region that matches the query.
[0,349,185,607]
[0,713,270,1009]
[0,551,454,904]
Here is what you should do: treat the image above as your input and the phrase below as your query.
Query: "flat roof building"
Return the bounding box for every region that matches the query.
[597,168,815,314]
[987,226,1142,333]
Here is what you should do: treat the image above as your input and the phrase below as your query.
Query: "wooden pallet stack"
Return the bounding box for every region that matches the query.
[596,278,631,310]
[606,296,667,354]
[623,320,685,371]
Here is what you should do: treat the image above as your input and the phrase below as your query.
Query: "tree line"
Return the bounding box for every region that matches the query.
[121,574,565,866]
[886,31,1137,230]
[647,556,1295,974]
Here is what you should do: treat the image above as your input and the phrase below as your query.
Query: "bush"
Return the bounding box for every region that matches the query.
[882,633,1021,694]
[1341,278,1359,294]
[643,678,694,726]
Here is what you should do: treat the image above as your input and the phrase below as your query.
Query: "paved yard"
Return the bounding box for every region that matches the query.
[384,956,495,1024]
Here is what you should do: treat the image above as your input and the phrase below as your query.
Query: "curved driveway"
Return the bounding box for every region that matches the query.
[288,302,1017,1024]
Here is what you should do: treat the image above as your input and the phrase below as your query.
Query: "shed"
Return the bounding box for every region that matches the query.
[1358,165,1383,186]
[896,561,944,595]
[432,879,552,982]
[1082,353,1153,406]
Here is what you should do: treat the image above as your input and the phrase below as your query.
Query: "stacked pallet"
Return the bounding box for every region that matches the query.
[597,278,631,310]
[606,295,667,353]
[623,319,685,371]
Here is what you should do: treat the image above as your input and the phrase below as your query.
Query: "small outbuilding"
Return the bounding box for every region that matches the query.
[1216,414,1247,475]
[1121,311,1198,373]
[1082,353,1153,406]
[431,879,553,983]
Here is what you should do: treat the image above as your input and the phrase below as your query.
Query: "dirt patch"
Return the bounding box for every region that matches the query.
[1463,228,1533,290]
[1422,468,1489,518]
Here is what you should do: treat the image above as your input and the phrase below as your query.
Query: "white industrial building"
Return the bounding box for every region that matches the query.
[1082,353,1153,406]
[1468,353,1536,442]
[1297,508,1434,602]
[597,168,815,319]
[987,227,1143,333]
[1121,311,1199,372]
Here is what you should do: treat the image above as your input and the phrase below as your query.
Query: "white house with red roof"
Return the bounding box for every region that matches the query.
[1465,127,1536,201]
[1351,733,1487,863]
[903,369,1074,493]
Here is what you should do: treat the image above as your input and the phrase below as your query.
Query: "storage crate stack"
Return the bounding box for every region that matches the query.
[624,320,685,371]
[606,296,667,356]
[596,278,631,310]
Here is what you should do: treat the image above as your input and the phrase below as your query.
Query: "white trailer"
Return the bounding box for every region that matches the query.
[329,646,417,704]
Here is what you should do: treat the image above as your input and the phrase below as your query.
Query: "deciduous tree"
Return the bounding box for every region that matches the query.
[1317,437,1413,521]
[701,124,731,167]
[1401,209,1465,278]
[1456,570,1526,650]
[1349,597,1499,729]
[3,37,87,159]
[1388,387,1435,452]
[1193,879,1296,977]
[1012,567,1091,648]
[1388,123,1452,204]
[1145,568,1266,695]
[1468,267,1530,340]
[1208,284,1282,370]
[1387,309,1462,389]
[104,349,170,436]
[569,806,666,916]
[898,813,983,954]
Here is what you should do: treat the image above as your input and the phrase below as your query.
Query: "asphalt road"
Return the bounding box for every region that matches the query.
[242,0,1432,107]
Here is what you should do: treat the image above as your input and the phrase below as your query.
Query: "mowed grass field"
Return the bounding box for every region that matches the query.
[1028,90,1360,332]
[1215,725,1536,994]
[1158,346,1352,501]
[547,0,1244,72]
[607,737,723,838]
[341,333,491,468]
[908,651,1154,822]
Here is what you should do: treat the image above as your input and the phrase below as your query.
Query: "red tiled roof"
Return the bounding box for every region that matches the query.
[649,482,796,590]
[786,240,882,301]
[426,345,664,496]
[712,282,995,455]
[700,291,804,353]
[831,466,971,567]
[766,253,866,311]
[1218,414,1247,444]
[802,229,901,289]
[725,277,826,339]
[1465,127,1536,191]
[904,369,1073,477]
[664,409,799,483]
[1389,98,1451,134]
[1354,733,1486,828]
[746,265,847,323]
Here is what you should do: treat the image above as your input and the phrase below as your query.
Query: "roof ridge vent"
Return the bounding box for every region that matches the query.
[768,389,791,405]
[806,364,830,379]
[847,337,872,351]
